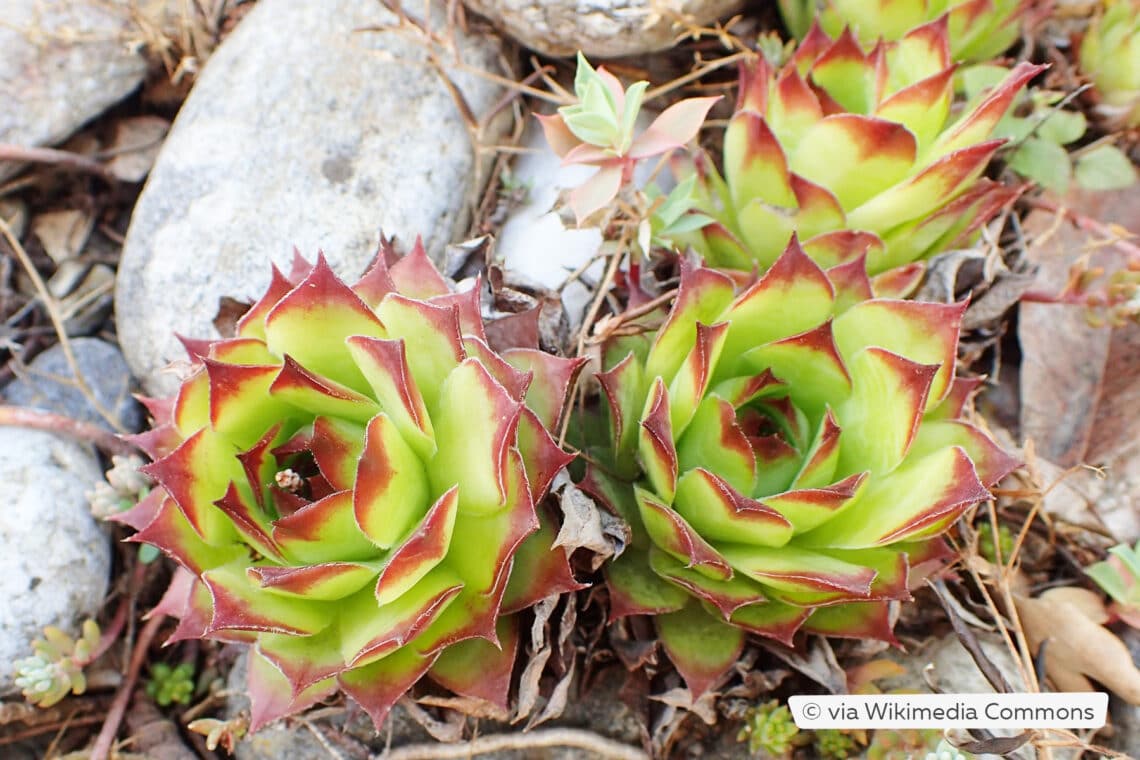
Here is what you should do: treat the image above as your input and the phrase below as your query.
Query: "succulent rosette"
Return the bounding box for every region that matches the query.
[114,243,585,730]
[1080,0,1140,128]
[673,20,1041,280]
[778,0,1030,63]
[582,239,1017,696]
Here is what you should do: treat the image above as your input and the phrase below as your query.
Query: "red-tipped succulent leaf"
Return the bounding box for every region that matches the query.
[587,240,1015,696]
[115,241,584,730]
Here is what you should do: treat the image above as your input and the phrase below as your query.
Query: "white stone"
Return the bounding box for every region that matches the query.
[495,115,672,331]
[495,122,604,331]
[0,428,108,693]
[462,0,744,57]
[0,0,147,170]
[116,0,508,396]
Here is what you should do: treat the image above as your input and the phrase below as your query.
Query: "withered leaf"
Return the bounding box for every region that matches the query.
[1013,586,1140,704]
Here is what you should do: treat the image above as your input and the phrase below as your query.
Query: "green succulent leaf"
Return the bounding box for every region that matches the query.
[680,29,1039,276]
[589,243,1012,695]
[114,247,582,732]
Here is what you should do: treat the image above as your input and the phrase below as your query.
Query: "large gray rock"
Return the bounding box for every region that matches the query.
[116,0,508,396]
[0,428,108,693]
[0,1,147,167]
[462,0,744,57]
[3,338,141,432]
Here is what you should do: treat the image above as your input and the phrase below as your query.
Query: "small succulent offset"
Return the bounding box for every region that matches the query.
[814,727,861,759]
[539,53,719,224]
[1080,0,1140,128]
[1085,540,1140,628]
[114,242,584,730]
[672,20,1041,279]
[13,620,101,708]
[146,662,197,706]
[737,700,800,756]
[88,453,152,519]
[777,0,1030,63]
[582,240,1016,695]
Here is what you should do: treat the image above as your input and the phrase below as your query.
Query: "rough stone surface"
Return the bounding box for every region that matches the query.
[3,338,142,432]
[0,428,108,694]
[1,0,147,167]
[462,0,744,57]
[224,652,644,759]
[116,0,508,396]
[881,632,1028,695]
[224,652,432,760]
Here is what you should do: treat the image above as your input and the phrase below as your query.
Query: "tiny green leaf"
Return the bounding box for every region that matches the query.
[1075,144,1139,190]
[1008,137,1072,193]
[1035,109,1086,146]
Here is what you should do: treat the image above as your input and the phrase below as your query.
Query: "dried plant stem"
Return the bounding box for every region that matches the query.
[375,728,649,760]
[0,405,136,455]
[1030,196,1140,261]
[643,51,750,102]
[0,143,114,180]
[89,613,165,760]
[0,216,128,434]
[0,714,104,745]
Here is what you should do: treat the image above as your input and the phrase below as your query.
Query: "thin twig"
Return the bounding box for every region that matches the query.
[0,216,128,433]
[89,613,165,760]
[374,728,649,760]
[0,405,137,455]
[643,51,750,102]
[1030,196,1140,260]
[0,143,115,180]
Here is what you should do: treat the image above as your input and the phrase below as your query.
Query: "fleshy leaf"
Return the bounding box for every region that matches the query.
[247,648,337,731]
[263,255,386,392]
[429,616,519,710]
[673,468,793,548]
[636,487,732,581]
[800,445,990,548]
[374,487,459,606]
[835,347,937,476]
[338,646,435,729]
[353,413,431,549]
[345,336,435,459]
[607,549,689,619]
[428,359,522,516]
[656,603,745,697]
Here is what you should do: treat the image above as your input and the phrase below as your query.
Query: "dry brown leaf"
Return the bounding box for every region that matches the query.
[649,687,718,725]
[757,637,847,694]
[104,115,170,182]
[552,471,630,570]
[416,694,510,722]
[1018,188,1140,544]
[526,660,575,729]
[31,209,93,264]
[397,696,466,742]
[514,595,558,722]
[1014,586,1140,703]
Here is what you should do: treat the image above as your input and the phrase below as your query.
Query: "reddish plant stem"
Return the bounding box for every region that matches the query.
[0,405,137,456]
[1030,196,1140,261]
[86,562,148,665]
[1019,290,1089,305]
[88,613,165,760]
[0,715,105,745]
